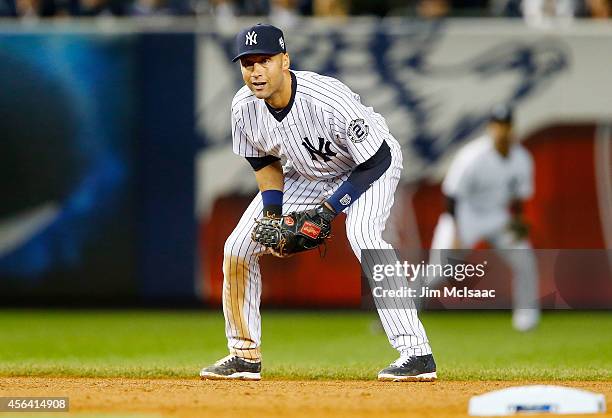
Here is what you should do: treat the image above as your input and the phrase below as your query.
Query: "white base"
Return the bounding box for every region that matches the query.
[200,371,261,381]
[377,371,437,382]
[469,385,606,416]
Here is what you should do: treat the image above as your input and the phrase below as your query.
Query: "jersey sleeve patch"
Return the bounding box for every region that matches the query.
[348,119,369,144]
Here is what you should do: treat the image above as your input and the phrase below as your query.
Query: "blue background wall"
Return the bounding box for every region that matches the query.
[0,32,197,305]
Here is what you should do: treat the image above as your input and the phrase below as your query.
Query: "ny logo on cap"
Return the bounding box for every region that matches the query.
[279,37,284,50]
[245,31,258,46]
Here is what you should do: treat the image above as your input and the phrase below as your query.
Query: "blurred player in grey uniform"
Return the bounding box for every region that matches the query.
[430,105,540,331]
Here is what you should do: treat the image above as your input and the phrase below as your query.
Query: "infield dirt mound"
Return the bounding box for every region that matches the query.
[1,378,610,418]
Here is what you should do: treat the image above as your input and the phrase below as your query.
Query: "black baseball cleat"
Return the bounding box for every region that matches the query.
[377,353,437,382]
[200,355,261,381]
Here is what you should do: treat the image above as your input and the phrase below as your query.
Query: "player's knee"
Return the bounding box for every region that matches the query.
[223,238,234,257]
[345,226,359,248]
[346,225,391,253]
[223,230,252,257]
[346,226,372,251]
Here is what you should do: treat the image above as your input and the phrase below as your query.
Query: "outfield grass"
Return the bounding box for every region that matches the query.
[0,310,610,381]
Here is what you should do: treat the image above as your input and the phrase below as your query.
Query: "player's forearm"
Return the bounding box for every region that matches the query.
[446,196,456,218]
[508,199,530,240]
[254,160,284,192]
[444,195,462,248]
[254,161,284,217]
[326,141,392,214]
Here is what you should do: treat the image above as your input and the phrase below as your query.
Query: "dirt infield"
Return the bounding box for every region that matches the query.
[1,378,610,418]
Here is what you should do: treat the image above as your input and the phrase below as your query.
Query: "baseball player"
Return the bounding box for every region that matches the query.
[430,105,540,331]
[200,23,436,382]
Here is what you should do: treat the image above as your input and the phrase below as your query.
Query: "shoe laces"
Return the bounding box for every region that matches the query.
[391,352,415,367]
[214,355,235,366]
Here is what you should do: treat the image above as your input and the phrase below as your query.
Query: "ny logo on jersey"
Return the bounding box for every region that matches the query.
[245,31,258,46]
[302,137,337,162]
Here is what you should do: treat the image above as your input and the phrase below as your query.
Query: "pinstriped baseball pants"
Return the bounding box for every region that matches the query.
[222,152,432,361]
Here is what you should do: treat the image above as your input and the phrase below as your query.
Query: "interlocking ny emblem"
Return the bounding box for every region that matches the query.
[245,31,258,46]
[302,137,337,162]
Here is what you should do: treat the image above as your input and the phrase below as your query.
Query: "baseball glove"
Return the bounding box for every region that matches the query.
[251,205,335,257]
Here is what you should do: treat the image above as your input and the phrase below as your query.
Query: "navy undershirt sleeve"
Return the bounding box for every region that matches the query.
[326,140,392,213]
[245,155,281,171]
[347,140,391,189]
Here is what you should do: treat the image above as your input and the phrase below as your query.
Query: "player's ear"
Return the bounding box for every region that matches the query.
[282,53,290,70]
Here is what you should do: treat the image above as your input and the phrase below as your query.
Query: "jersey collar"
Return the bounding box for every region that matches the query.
[265,71,297,122]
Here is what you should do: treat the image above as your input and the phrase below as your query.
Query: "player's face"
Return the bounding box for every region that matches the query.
[240,53,288,100]
[489,121,513,156]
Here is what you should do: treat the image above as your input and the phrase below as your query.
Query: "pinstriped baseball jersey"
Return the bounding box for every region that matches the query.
[231,70,396,181]
[220,68,433,364]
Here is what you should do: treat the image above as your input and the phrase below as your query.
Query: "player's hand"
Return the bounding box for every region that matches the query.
[507,217,530,241]
[267,246,294,258]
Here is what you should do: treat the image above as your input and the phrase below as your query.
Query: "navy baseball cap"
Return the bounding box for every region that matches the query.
[232,23,287,62]
[490,104,514,124]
